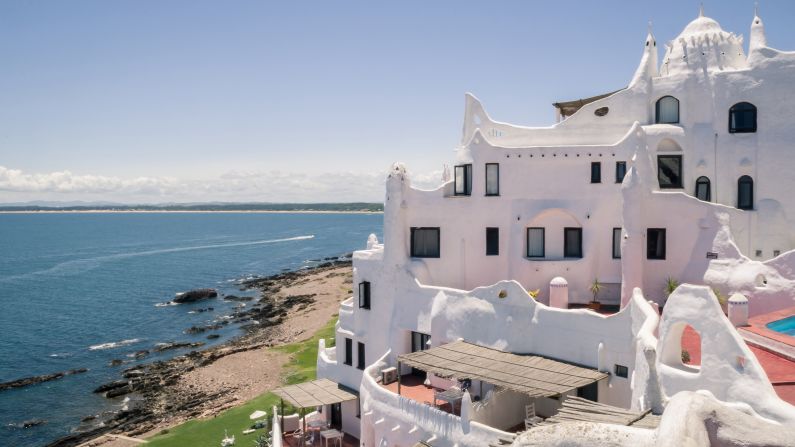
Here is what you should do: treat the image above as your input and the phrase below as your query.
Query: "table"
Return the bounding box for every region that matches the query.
[435,388,465,415]
[320,429,343,447]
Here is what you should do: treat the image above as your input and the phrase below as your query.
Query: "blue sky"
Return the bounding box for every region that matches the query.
[1,0,793,203]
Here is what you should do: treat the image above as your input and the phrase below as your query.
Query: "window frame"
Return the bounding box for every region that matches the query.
[526,227,545,258]
[344,338,353,366]
[612,227,622,259]
[485,163,500,196]
[729,102,757,134]
[655,95,680,124]
[356,341,365,370]
[615,161,627,183]
[591,162,601,184]
[358,281,371,309]
[657,154,683,189]
[614,364,629,378]
[454,164,472,196]
[695,176,711,202]
[410,227,441,258]
[737,175,754,210]
[485,227,499,256]
[563,227,583,259]
[647,228,667,260]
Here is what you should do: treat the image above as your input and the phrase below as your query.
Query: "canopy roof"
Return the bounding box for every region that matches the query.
[272,378,357,409]
[541,396,660,428]
[397,341,607,398]
[553,89,622,117]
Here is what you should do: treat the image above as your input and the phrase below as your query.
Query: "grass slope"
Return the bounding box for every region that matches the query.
[146,318,337,446]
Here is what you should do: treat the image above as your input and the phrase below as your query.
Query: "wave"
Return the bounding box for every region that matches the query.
[88,338,142,351]
[0,235,315,283]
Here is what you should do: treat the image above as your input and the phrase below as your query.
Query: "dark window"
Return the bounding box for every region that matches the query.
[410,227,440,258]
[657,155,682,188]
[615,161,627,183]
[729,102,757,133]
[411,331,431,352]
[647,228,666,260]
[526,228,545,258]
[591,162,601,183]
[357,342,365,370]
[344,338,352,366]
[454,164,472,196]
[738,175,754,210]
[695,176,711,202]
[358,281,371,309]
[577,382,598,402]
[486,227,499,256]
[612,228,621,259]
[485,163,499,196]
[564,227,583,258]
[655,96,679,124]
[356,397,361,418]
[614,364,629,378]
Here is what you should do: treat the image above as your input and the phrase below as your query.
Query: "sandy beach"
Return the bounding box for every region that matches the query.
[72,262,353,447]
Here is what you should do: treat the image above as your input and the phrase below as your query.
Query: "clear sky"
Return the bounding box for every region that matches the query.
[1,0,793,203]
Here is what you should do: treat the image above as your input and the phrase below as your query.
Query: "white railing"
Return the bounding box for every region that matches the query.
[272,405,282,447]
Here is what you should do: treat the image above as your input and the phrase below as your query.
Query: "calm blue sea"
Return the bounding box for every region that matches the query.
[0,212,382,447]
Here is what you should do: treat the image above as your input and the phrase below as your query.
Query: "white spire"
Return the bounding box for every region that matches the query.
[629,22,659,87]
[748,1,768,62]
[699,2,705,17]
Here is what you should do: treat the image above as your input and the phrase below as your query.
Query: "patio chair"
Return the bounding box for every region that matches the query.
[524,403,543,430]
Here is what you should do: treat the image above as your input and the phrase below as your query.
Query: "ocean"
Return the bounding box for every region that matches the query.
[0,212,382,447]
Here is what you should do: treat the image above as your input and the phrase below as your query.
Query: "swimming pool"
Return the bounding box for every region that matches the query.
[766,315,795,336]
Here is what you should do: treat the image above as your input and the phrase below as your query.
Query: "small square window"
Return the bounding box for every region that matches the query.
[486,227,499,256]
[614,364,629,378]
[774,250,781,257]
[411,227,440,258]
[647,228,666,260]
[591,162,601,183]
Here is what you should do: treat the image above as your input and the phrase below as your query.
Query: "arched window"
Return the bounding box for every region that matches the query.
[737,176,754,210]
[695,176,711,202]
[729,102,757,133]
[655,96,680,124]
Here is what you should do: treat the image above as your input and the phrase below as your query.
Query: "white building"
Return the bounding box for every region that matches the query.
[311,8,795,447]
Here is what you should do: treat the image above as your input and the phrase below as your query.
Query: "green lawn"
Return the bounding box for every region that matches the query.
[146,317,337,446]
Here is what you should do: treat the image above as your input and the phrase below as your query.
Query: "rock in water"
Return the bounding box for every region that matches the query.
[173,288,218,303]
[0,368,88,392]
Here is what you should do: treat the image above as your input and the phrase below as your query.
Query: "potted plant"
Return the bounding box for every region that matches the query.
[528,289,540,300]
[664,277,679,301]
[588,278,602,311]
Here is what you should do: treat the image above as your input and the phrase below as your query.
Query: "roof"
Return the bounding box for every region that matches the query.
[397,341,607,398]
[541,396,659,428]
[272,378,358,408]
[552,90,622,117]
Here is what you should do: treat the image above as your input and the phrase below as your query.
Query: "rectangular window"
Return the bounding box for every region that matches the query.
[344,338,353,366]
[615,161,627,183]
[358,281,371,309]
[614,364,629,378]
[657,155,682,189]
[357,342,365,370]
[454,164,472,196]
[647,228,666,260]
[356,397,361,418]
[485,163,499,196]
[564,227,583,258]
[410,227,440,258]
[612,228,621,259]
[591,162,601,183]
[526,227,545,258]
[486,227,499,256]
[411,331,431,353]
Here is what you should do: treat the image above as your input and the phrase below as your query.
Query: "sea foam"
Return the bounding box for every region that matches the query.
[88,338,143,351]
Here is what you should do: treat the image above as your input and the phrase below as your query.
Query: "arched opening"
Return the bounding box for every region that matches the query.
[729,102,757,133]
[661,322,701,373]
[695,176,711,201]
[655,96,680,124]
[680,324,702,367]
[737,175,754,210]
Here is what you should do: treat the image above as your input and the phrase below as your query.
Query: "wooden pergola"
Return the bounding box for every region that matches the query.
[272,378,357,435]
[396,340,607,398]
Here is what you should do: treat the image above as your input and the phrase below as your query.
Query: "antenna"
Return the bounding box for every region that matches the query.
[699,2,705,17]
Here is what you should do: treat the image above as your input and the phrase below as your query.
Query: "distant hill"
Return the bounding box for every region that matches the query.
[0,202,384,212]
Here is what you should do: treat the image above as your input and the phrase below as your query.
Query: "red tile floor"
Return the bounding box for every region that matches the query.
[382,374,459,414]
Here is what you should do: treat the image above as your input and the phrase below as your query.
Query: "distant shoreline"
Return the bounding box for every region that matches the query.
[0,209,383,214]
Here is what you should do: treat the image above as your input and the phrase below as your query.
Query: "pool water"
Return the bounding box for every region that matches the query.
[766,315,795,336]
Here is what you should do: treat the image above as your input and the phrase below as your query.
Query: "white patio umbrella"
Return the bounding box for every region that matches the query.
[249,410,267,420]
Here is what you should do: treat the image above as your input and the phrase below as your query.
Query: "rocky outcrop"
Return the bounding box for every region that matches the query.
[0,368,88,392]
[173,288,218,303]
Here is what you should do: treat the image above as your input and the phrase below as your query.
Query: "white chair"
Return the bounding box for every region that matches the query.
[524,402,543,430]
[282,413,302,439]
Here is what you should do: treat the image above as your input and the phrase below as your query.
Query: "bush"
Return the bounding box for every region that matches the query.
[681,349,691,364]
